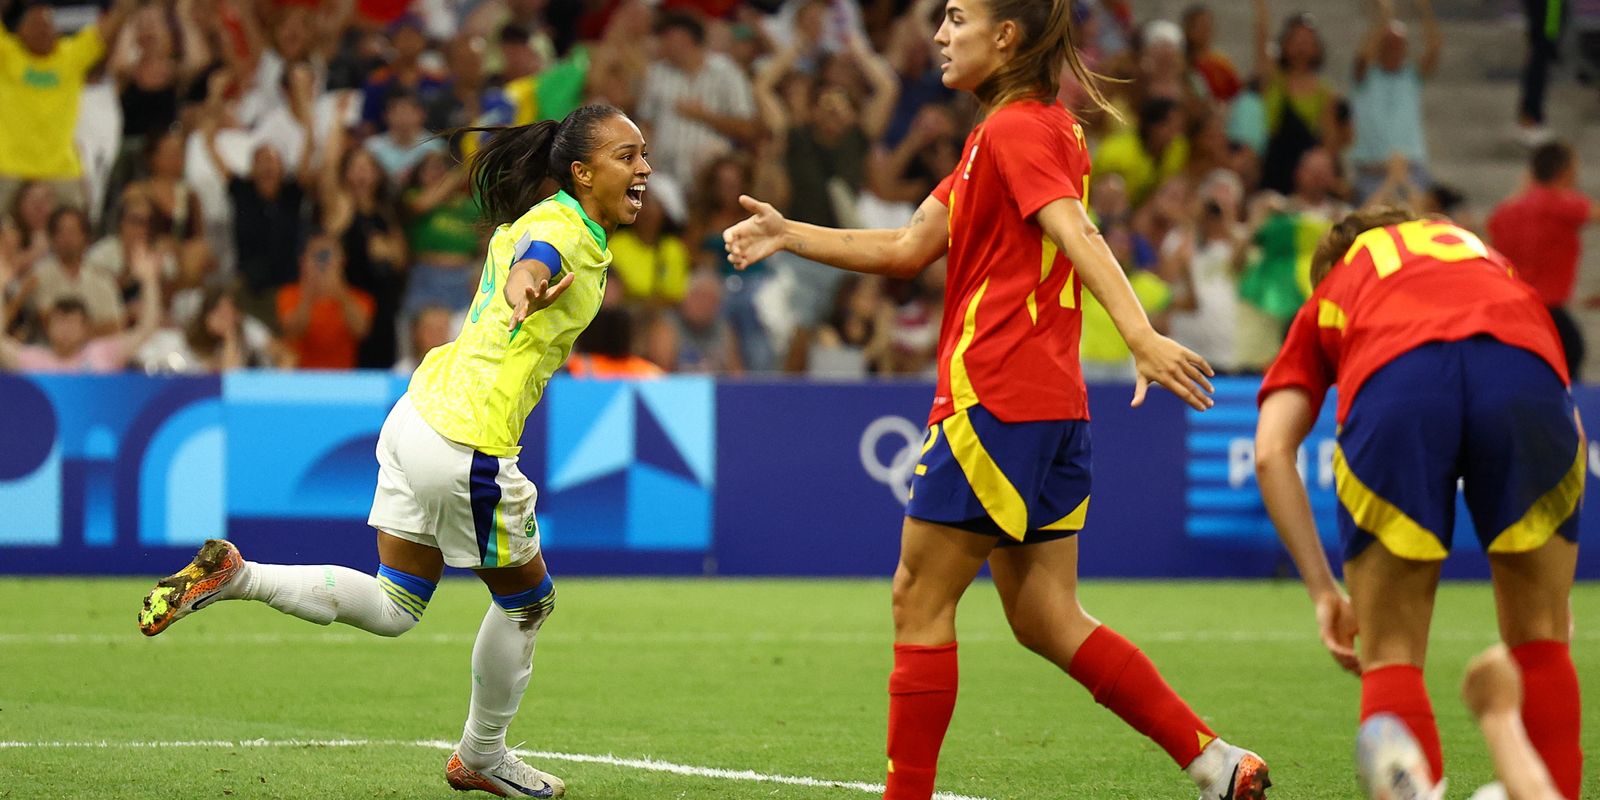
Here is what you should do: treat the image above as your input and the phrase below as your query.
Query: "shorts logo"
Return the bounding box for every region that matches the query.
[860,415,923,506]
[523,515,537,538]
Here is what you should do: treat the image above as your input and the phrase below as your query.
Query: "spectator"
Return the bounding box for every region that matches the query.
[1251,0,1339,195]
[360,16,450,133]
[861,102,959,228]
[364,90,447,187]
[0,0,134,211]
[637,10,759,187]
[204,109,310,328]
[392,303,456,374]
[653,271,741,373]
[128,128,206,243]
[319,107,407,368]
[568,306,663,378]
[400,151,478,317]
[106,5,195,206]
[1182,4,1240,102]
[0,242,161,372]
[1349,0,1440,203]
[30,207,126,334]
[84,190,178,293]
[877,0,952,149]
[688,154,777,372]
[1162,170,1247,373]
[276,235,375,370]
[140,281,275,372]
[807,274,894,377]
[5,180,58,275]
[1489,141,1600,380]
[1094,97,1188,206]
[608,190,691,306]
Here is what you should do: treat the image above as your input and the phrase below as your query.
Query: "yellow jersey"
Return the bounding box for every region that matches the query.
[0,25,104,179]
[408,191,611,456]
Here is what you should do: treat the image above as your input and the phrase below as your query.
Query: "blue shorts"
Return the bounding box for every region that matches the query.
[906,405,1091,546]
[1336,337,1584,562]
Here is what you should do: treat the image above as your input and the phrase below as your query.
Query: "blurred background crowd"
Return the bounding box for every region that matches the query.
[1,0,1598,380]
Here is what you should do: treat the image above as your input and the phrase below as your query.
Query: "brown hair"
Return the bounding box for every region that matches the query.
[1309,205,1418,287]
[974,0,1118,118]
[1531,140,1575,184]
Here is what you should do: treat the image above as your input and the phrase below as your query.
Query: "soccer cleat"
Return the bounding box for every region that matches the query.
[1356,714,1446,800]
[446,750,566,798]
[1199,747,1272,800]
[138,539,245,636]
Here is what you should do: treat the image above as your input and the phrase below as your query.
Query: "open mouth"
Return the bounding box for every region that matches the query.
[626,184,647,210]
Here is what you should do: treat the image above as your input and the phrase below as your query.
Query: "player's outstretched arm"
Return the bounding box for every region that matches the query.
[1462,646,1564,800]
[1257,388,1359,674]
[1035,197,1214,411]
[505,257,575,331]
[722,194,947,280]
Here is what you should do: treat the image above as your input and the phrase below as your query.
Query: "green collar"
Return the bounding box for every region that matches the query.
[549,190,607,250]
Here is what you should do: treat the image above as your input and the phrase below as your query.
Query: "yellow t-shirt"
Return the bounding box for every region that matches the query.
[1091,130,1189,206]
[1079,271,1173,366]
[408,191,612,456]
[0,25,104,179]
[608,231,690,303]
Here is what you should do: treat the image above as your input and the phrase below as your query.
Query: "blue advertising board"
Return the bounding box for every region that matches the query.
[1,372,1597,579]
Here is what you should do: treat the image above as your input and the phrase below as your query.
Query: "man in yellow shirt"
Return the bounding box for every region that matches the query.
[1092,97,1190,206]
[0,0,134,211]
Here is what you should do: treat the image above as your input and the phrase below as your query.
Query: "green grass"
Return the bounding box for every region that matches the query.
[1,578,1597,799]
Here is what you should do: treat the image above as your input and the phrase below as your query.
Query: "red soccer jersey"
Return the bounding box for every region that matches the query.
[1486,186,1592,306]
[1258,219,1568,423]
[927,100,1091,426]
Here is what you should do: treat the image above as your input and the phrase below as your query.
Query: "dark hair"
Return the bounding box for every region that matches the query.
[1278,13,1325,72]
[47,206,88,237]
[653,10,705,44]
[1137,97,1179,141]
[453,104,625,227]
[1309,205,1418,287]
[50,296,88,318]
[574,306,634,357]
[499,23,531,45]
[974,0,1117,118]
[1531,141,1575,184]
[186,281,242,360]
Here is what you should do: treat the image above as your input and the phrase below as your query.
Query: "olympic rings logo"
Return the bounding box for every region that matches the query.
[859,415,924,505]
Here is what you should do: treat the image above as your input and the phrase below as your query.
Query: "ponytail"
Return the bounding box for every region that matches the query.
[450,104,626,227]
[976,0,1121,121]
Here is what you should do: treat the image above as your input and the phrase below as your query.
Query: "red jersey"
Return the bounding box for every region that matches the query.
[928,100,1091,426]
[1487,185,1592,306]
[1258,219,1567,423]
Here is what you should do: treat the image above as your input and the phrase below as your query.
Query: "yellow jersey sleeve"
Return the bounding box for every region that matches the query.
[407,191,612,456]
[60,25,106,74]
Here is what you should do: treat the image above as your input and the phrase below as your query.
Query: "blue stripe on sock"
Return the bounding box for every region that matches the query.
[377,565,438,603]
[492,573,554,612]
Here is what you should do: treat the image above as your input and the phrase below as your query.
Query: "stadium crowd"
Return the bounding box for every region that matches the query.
[0,0,1593,378]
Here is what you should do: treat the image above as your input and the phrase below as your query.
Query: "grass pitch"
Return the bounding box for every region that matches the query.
[1,577,1597,799]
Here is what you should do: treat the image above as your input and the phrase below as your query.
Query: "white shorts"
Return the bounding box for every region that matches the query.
[368,394,541,569]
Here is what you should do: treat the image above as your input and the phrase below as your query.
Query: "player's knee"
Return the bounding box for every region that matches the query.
[891,564,956,635]
[492,572,556,631]
[376,564,437,637]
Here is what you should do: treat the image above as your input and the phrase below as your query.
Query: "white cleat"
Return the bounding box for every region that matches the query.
[446,750,566,797]
[1356,714,1446,800]
[1197,745,1271,800]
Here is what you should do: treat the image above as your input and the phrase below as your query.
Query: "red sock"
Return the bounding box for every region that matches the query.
[1511,640,1583,799]
[885,643,958,800]
[1067,626,1218,768]
[1361,664,1443,784]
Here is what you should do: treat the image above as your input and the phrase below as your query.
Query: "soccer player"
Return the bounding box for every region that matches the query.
[1255,206,1583,799]
[136,104,653,798]
[723,0,1269,797]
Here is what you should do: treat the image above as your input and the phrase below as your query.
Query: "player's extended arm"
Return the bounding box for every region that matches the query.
[504,244,576,331]
[1035,197,1214,411]
[1462,646,1565,800]
[723,194,948,280]
[1256,388,1360,674]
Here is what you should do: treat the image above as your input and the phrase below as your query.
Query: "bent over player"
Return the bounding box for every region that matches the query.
[724,0,1268,796]
[137,104,654,798]
[1255,206,1583,798]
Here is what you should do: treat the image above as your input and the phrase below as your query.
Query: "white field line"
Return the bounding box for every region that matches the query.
[0,738,992,800]
[2,629,1594,646]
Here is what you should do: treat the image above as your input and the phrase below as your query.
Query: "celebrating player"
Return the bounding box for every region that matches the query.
[723,0,1268,797]
[136,104,652,798]
[1255,207,1583,798]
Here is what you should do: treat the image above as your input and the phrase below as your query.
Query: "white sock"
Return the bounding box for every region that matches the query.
[228,562,421,637]
[1185,738,1235,788]
[458,602,549,770]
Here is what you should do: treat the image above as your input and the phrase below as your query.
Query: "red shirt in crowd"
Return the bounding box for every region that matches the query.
[1259,219,1567,423]
[1487,185,1592,306]
[928,100,1092,426]
[276,284,375,370]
